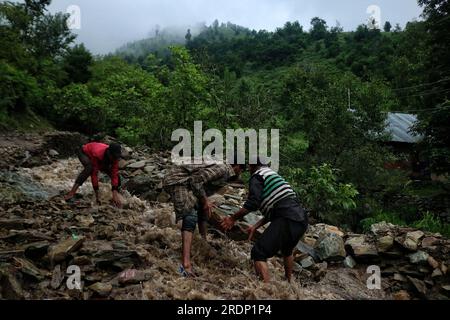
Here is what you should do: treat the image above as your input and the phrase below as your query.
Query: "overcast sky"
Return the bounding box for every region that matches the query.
[45,0,423,54]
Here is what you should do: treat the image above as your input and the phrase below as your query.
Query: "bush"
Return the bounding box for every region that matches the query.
[286,164,359,227]
[361,211,450,237]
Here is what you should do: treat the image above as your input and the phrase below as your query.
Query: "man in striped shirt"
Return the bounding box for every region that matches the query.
[221,160,308,283]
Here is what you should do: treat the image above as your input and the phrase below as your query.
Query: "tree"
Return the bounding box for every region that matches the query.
[384,21,392,32]
[310,17,328,40]
[62,44,93,84]
[185,29,192,43]
[416,0,450,175]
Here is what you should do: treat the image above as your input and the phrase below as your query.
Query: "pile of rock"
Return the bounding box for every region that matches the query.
[290,222,450,300]
[0,198,154,300]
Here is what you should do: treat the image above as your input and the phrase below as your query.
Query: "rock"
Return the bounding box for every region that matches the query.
[300,256,315,269]
[50,265,64,290]
[118,269,150,285]
[48,149,59,157]
[315,233,346,262]
[73,256,92,266]
[393,290,411,300]
[344,256,357,269]
[432,268,443,278]
[127,161,147,170]
[293,263,303,273]
[92,249,142,271]
[0,266,23,300]
[156,191,171,203]
[441,263,448,275]
[0,219,35,230]
[124,175,157,196]
[89,282,112,297]
[421,237,439,248]
[427,256,439,269]
[403,231,425,251]
[407,276,427,296]
[76,215,95,227]
[370,222,395,235]
[409,251,430,264]
[13,257,46,281]
[48,237,85,264]
[24,242,50,260]
[377,236,394,253]
[296,241,319,261]
[393,273,407,282]
[144,165,157,174]
[308,224,345,239]
[118,159,128,169]
[345,235,378,258]
[1,230,53,244]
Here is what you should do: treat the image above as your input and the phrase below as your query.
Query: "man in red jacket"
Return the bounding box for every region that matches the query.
[65,142,123,207]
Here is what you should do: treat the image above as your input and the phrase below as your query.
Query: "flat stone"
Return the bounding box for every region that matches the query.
[118,269,151,285]
[409,251,429,264]
[427,256,439,269]
[421,237,439,248]
[89,282,112,297]
[0,266,23,300]
[370,222,395,235]
[23,242,50,260]
[73,256,92,266]
[0,219,35,230]
[127,161,147,169]
[344,256,357,269]
[13,257,46,281]
[407,276,427,296]
[403,231,425,251]
[432,268,443,278]
[345,236,378,257]
[393,273,407,282]
[441,263,448,275]
[50,265,64,290]
[300,256,315,269]
[393,290,411,300]
[92,249,142,271]
[76,215,95,227]
[48,149,59,157]
[144,165,157,173]
[48,237,85,263]
[377,236,394,252]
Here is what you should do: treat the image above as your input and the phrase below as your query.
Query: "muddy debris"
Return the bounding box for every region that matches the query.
[0,132,449,300]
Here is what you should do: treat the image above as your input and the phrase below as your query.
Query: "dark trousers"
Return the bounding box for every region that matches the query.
[75,148,92,186]
[75,148,121,188]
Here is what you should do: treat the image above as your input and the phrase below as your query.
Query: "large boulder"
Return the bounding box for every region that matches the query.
[315,233,346,262]
[345,235,378,259]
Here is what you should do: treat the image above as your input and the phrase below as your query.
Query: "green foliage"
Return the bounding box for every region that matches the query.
[53,83,104,133]
[413,212,450,237]
[361,211,450,238]
[286,164,359,226]
[62,44,93,84]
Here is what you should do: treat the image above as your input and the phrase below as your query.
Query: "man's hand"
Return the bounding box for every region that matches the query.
[202,199,214,219]
[112,191,122,208]
[221,216,236,231]
[247,226,257,241]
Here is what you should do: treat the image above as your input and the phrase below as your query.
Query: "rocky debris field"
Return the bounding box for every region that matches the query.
[0,132,449,300]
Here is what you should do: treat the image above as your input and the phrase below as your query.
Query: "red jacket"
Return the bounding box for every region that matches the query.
[82,143,119,190]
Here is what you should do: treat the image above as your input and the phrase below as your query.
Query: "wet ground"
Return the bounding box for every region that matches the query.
[0,155,390,300]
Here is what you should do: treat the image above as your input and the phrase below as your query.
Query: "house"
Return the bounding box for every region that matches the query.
[383,113,427,178]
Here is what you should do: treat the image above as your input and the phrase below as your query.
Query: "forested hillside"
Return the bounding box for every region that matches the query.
[1,0,449,233]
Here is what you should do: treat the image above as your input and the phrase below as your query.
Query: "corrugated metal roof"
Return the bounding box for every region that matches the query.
[385,113,423,144]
